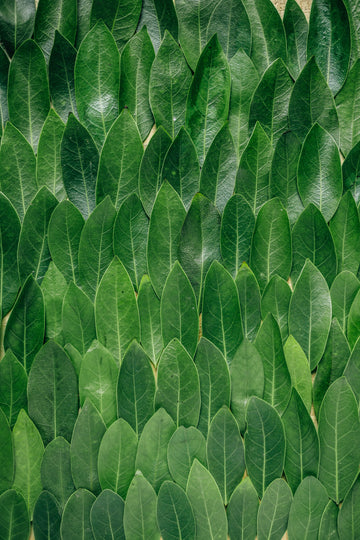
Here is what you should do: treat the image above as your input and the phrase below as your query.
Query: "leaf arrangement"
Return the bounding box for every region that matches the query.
[1,0,360,538]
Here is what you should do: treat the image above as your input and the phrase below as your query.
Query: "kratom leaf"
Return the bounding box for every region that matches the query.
[41,437,75,509]
[157,481,195,540]
[330,271,360,335]
[283,0,308,79]
[34,0,76,62]
[343,140,360,206]
[0,409,13,493]
[60,489,96,539]
[41,262,67,343]
[0,46,9,138]
[32,491,61,540]
[0,350,27,428]
[90,489,125,540]
[167,426,207,490]
[284,335,312,413]
[330,191,360,274]
[287,476,329,539]
[261,276,292,342]
[0,490,29,540]
[257,479,293,540]
[76,0,92,47]
[337,474,360,539]
[227,477,259,540]
[64,343,83,378]
[4,275,45,373]
[344,337,360,406]
[347,288,360,348]
[0,0,35,56]
[62,282,96,356]
[137,275,163,365]
[49,31,77,122]
[318,500,339,540]
[0,193,20,318]
[90,0,142,51]
[137,0,178,53]
[123,472,159,540]
[343,0,360,65]
[336,59,360,156]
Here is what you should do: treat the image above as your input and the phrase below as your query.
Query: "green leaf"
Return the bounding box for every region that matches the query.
[34,0,76,62]
[167,426,207,490]
[76,0,92,47]
[289,260,332,369]
[0,409,13,493]
[249,59,293,146]
[0,46,9,138]
[336,59,360,156]
[90,0,142,51]
[157,481,195,540]
[337,474,360,539]
[0,350,27,428]
[194,338,230,437]
[228,49,259,156]
[318,377,360,503]
[155,339,200,427]
[123,472,159,540]
[0,122,37,222]
[307,0,350,95]
[0,193,20,318]
[48,200,85,284]
[49,31,77,123]
[119,27,155,141]
[75,21,120,148]
[206,406,245,505]
[330,271,360,335]
[291,204,337,287]
[41,262,67,344]
[242,0,287,74]
[261,276,292,342]
[235,122,273,215]
[284,336,312,413]
[318,500,339,540]
[0,490,29,540]
[137,0,178,53]
[95,258,140,361]
[282,389,319,493]
[160,263,199,356]
[185,35,231,166]
[330,191,360,274]
[343,141,360,206]
[343,0,360,65]
[62,282,96,356]
[64,343,83,378]
[283,0,308,79]
[257,478,293,540]
[4,275,44,373]
[137,275,163,365]
[61,114,99,219]
[289,57,339,143]
[269,131,304,226]
[348,288,360,348]
[79,341,118,427]
[12,410,44,518]
[70,399,106,494]
[230,338,264,433]
[8,40,49,151]
[139,126,173,217]
[186,460,227,540]
[199,124,237,213]
[135,408,176,492]
[244,397,285,498]
[202,260,243,364]
[147,182,186,298]
[161,127,200,211]
[28,341,78,445]
[344,337,360,407]
[17,187,58,284]
[60,489,96,539]
[33,491,61,540]
[227,477,259,540]
[90,489,125,540]
[78,197,116,301]
[41,437,75,509]
[117,340,155,436]
[96,110,144,210]
[178,193,220,309]
[150,32,192,139]
[287,476,329,539]
[0,0,35,55]
[98,418,137,498]
[297,123,342,222]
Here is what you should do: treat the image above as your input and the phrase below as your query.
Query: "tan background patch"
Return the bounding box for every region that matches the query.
[274,0,312,18]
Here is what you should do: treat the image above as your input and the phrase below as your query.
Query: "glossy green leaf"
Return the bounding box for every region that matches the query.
[0,409,13,493]
[137,0,178,53]
[76,0,92,47]
[48,200,84,284]
[330,271,360,335]
[98,418,137,499]
[307,0,350,95]
[337,474,360,540]
[95,258,140,361]
[91,0,141,51]
[123,472,159,540]
[336,59,360,156]
[186,459,227,540]
[41,262,67,344]
[49,31,77,122]
[61,114,99,219]
[330,191,360,274]
[344,337,360,406]
[257,479,293,540]
[62,282,95,356]
[244,397,285,498]
[150,32,192,139]
[8,39,49,151]
[291,204,337,287]
[157,481,195,540]
[347,288,360,348]
[185,35,231,166]
[318,500,339,540]
[0,490,29,540]
[4,275,44,373]
[79,341,118,427]
[96,110,144,210]
[90,489,125,540]
[282,389,319,493]
[261,276,291,342]
[41,437,75,509]
[34,0,76,62]
[0,122,37,222]
[12,410,44,518]
[235,122,273,215]
[160,264,198,356]
[0,193,20,317]
[202,260,243,364]
[0,0,35,56]
[289,260,332,369]
[287,476,329,539]
[119,27,155,140]
[283,0,308,79]
[60,489,96,539]
[0,350,27,428]
[135,408,176,492]
[343,0,360,65]
[116,340,155,436]
[137,275,163,365]
[227,477,259,540]
[167,426,207,490]
[318,377,360,503]
[75,21,120,148]
[156,339,200,427]
[288,57,339,143]
[17,187,58,284]
[33,491,61,540]
[284,335,312,413]
[28,340,78,445]
[0,46,9,138]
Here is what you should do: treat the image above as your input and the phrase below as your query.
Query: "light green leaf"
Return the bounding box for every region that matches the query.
[344,337,360,407]
[284,336,312,413]
[123,472,159,540]
[337,474,360,539]
[0,409,13,494]
[137,0,178,53]
[0,46,9,139]
[227,477,259,540]
[283,0,308,79]
[49,31,77,123]
[157,481,195,540]
[318,500,339,540]
[330,191,360,275]
[257,479,293,540]
[34,0,76,61]
[167,426,207,490]
[261,275,292,342]
[0,193,20,318]
[0,350,27,428]
[60,489,96,539]
[62,282,96,356]
[336,59,360,156]
[137,275,163,365]
[64,343,83,378]
[41,437,75,509]
[41,262,67,344]
[287,476,329,539]
[0,490,29,540]
[90,0,142,51]
[0,0,35,55]
[90,489,125,540]
[330,271,360,335]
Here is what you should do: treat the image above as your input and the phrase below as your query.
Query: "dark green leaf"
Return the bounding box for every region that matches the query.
[0,193,20,317]
[330,271,360,335]
[90,489,125,540]
[284,335,312,413]
[157,481,195,540]
[337,474,360,540]
[227,477,259,540]
[343,0,360,65]
[0,0,35,55]
[34,0,76,62]
[257,479,293,540]
[64,343,83,378]
[0,46,9,138]
[343,141,360,205]
[0,350,27,428]
[336,59,360,156]
[90,0,142,51]
[167,426,207,490]
[33,491,61,540]
[123,472,159,540]
[287,476,329,539]
[137,275,163,365]
[49,31,77,123]
[261,276,291,343]
[0,409,13,493]
[62,282,95,356]
[60,488,96,539]
[41,437,75,509]
[137,0,178,53]
[41,262,67,344]
[0,490,29,540]
[330,191,360,274]
[76,0,92,47]
[344,337,360,406]
[347,288,360,348]
[283,0,308,79]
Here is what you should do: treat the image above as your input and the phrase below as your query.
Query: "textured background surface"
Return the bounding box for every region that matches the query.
[274,0,312,17]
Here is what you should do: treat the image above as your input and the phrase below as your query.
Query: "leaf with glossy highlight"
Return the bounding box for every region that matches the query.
[0,0,35,55]
[137,0,178,53]
[34,0,76,62]
[90,0,141,51]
